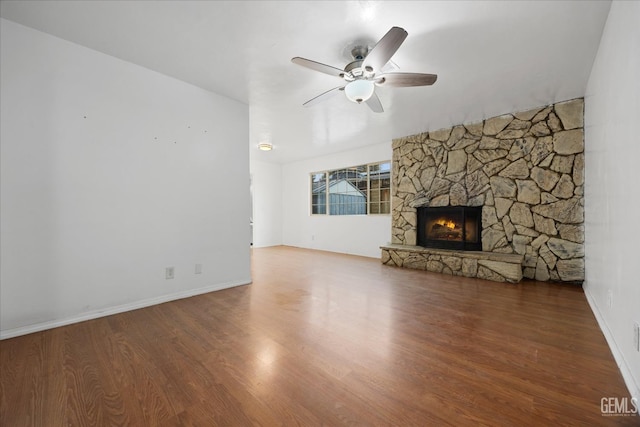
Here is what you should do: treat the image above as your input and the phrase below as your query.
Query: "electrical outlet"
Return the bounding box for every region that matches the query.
[165,267,175,280]
[634,322,639,352]
[195,264,202,274]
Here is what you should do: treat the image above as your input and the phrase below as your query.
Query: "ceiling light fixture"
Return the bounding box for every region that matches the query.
[344,80,375,104]
[258,142,273,151]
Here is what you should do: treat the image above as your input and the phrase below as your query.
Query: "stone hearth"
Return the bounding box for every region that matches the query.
[381,244,524,283]
[383,98,585,283]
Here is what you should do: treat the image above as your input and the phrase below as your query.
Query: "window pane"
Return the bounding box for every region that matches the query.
[368,161,391,215]
[328,166,367,215]
[312,204,326,214]
[311,172,327,215]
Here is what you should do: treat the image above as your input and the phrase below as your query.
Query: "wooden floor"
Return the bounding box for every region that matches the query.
[1,246,636,426]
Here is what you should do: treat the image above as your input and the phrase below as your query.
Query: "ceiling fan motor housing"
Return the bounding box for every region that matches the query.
[344,60,364,78]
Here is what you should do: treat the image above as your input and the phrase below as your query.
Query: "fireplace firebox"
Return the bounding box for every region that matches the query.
[417,206,482,251]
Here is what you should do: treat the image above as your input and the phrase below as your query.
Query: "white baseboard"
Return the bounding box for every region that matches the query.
[584,286,640,400]
[0,278,251,340]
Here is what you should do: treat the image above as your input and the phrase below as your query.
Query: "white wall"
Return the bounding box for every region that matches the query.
[584,1,640,399]
[282,142,392,258]
[250,158,283,247]
[0,19,251,338]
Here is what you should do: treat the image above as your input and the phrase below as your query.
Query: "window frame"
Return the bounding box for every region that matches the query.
[310,160,391,216]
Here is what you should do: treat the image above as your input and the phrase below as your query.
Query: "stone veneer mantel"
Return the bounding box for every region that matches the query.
[384,98,585,283]
[381,244,524,283]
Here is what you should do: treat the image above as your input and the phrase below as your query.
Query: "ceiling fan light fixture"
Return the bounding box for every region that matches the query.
[344,80,375,104]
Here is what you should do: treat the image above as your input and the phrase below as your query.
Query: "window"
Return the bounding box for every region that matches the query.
[311,172,327,214]
[369,162,391,214]
[311,161,391,215]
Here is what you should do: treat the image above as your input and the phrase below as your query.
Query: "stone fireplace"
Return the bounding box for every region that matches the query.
[381,98,585,283]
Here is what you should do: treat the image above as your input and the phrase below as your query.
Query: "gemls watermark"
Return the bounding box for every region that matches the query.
[601,397,639,417]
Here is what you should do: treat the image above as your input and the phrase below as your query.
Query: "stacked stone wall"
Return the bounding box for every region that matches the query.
[390,98,585,282]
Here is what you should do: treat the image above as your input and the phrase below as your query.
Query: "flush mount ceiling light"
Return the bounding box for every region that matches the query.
[291,26,437,113]
[258,142,273,151]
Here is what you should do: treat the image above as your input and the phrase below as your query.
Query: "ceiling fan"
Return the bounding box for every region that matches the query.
[291,26,437,113]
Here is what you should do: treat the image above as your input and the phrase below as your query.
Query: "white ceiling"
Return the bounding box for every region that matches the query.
[0,1,611,164]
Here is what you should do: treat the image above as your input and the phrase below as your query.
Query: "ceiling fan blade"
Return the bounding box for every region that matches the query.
[376,72,438,87]
[303,86,344,107]
[291,57,345,78]
[365,92,384,113]
[362,27,408,73]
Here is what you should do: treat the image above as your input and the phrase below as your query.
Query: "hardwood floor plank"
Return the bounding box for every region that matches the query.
[1,246,636,426]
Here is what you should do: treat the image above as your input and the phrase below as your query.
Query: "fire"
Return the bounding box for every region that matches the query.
[435,218,457,229]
